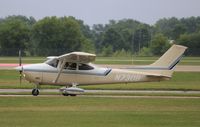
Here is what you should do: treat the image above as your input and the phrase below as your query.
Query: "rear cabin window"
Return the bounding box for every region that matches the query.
[78,63,94,70]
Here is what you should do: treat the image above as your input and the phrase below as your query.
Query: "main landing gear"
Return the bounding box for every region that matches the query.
[62,93,77,96]
[60,85,84,96]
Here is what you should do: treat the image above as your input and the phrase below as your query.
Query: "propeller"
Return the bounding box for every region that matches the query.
[18,50,23,85]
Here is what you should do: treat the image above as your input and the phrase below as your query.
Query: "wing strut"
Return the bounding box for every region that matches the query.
[53,59,66,83]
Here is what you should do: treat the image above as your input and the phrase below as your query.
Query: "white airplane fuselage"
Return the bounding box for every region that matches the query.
[21,63,165,86]
[15,45,187,96]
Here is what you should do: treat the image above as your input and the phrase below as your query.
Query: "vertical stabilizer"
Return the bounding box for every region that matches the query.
[150,45,187,70]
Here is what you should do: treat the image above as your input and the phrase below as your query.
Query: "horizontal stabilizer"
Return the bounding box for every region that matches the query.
[146,70,173,78]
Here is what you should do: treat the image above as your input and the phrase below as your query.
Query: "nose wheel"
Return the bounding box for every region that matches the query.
[32,88,39,96]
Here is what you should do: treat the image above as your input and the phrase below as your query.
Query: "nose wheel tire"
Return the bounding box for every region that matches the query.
[32,89,39,96]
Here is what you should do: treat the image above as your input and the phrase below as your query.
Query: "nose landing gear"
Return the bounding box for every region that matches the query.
[32,83,40,96]
[32,88,39,96]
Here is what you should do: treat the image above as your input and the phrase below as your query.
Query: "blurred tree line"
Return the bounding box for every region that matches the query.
[0,15,200,56]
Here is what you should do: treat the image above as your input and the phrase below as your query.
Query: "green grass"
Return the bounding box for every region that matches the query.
[0,96,200,127]
[0,70,200,90]
[1,56,200,65]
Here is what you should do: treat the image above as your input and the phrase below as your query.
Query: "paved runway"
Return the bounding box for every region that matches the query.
[0,94,200,99]
[0,89,200,99]
[1,89,200,94]
[80,95,200,99]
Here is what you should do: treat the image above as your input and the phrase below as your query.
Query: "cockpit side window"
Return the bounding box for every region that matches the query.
[46,59,59,68]
[63,62,94,70]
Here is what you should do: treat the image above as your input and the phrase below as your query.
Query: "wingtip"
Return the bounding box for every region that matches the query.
[173,44,188,50]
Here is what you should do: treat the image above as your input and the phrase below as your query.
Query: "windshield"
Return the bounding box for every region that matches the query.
[46,59,59,68]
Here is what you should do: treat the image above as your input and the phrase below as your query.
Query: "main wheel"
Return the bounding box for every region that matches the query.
[70,94,77,96]
[32,89,39,96]
[62,93,69,96]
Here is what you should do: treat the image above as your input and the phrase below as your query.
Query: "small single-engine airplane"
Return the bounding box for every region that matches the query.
[15,44,187,96]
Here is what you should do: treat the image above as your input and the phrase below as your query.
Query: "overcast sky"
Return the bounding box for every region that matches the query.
[0,0,200,26]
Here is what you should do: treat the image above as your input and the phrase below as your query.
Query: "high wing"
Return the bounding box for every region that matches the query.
[53,52,96,83]
[58,52,96,63]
